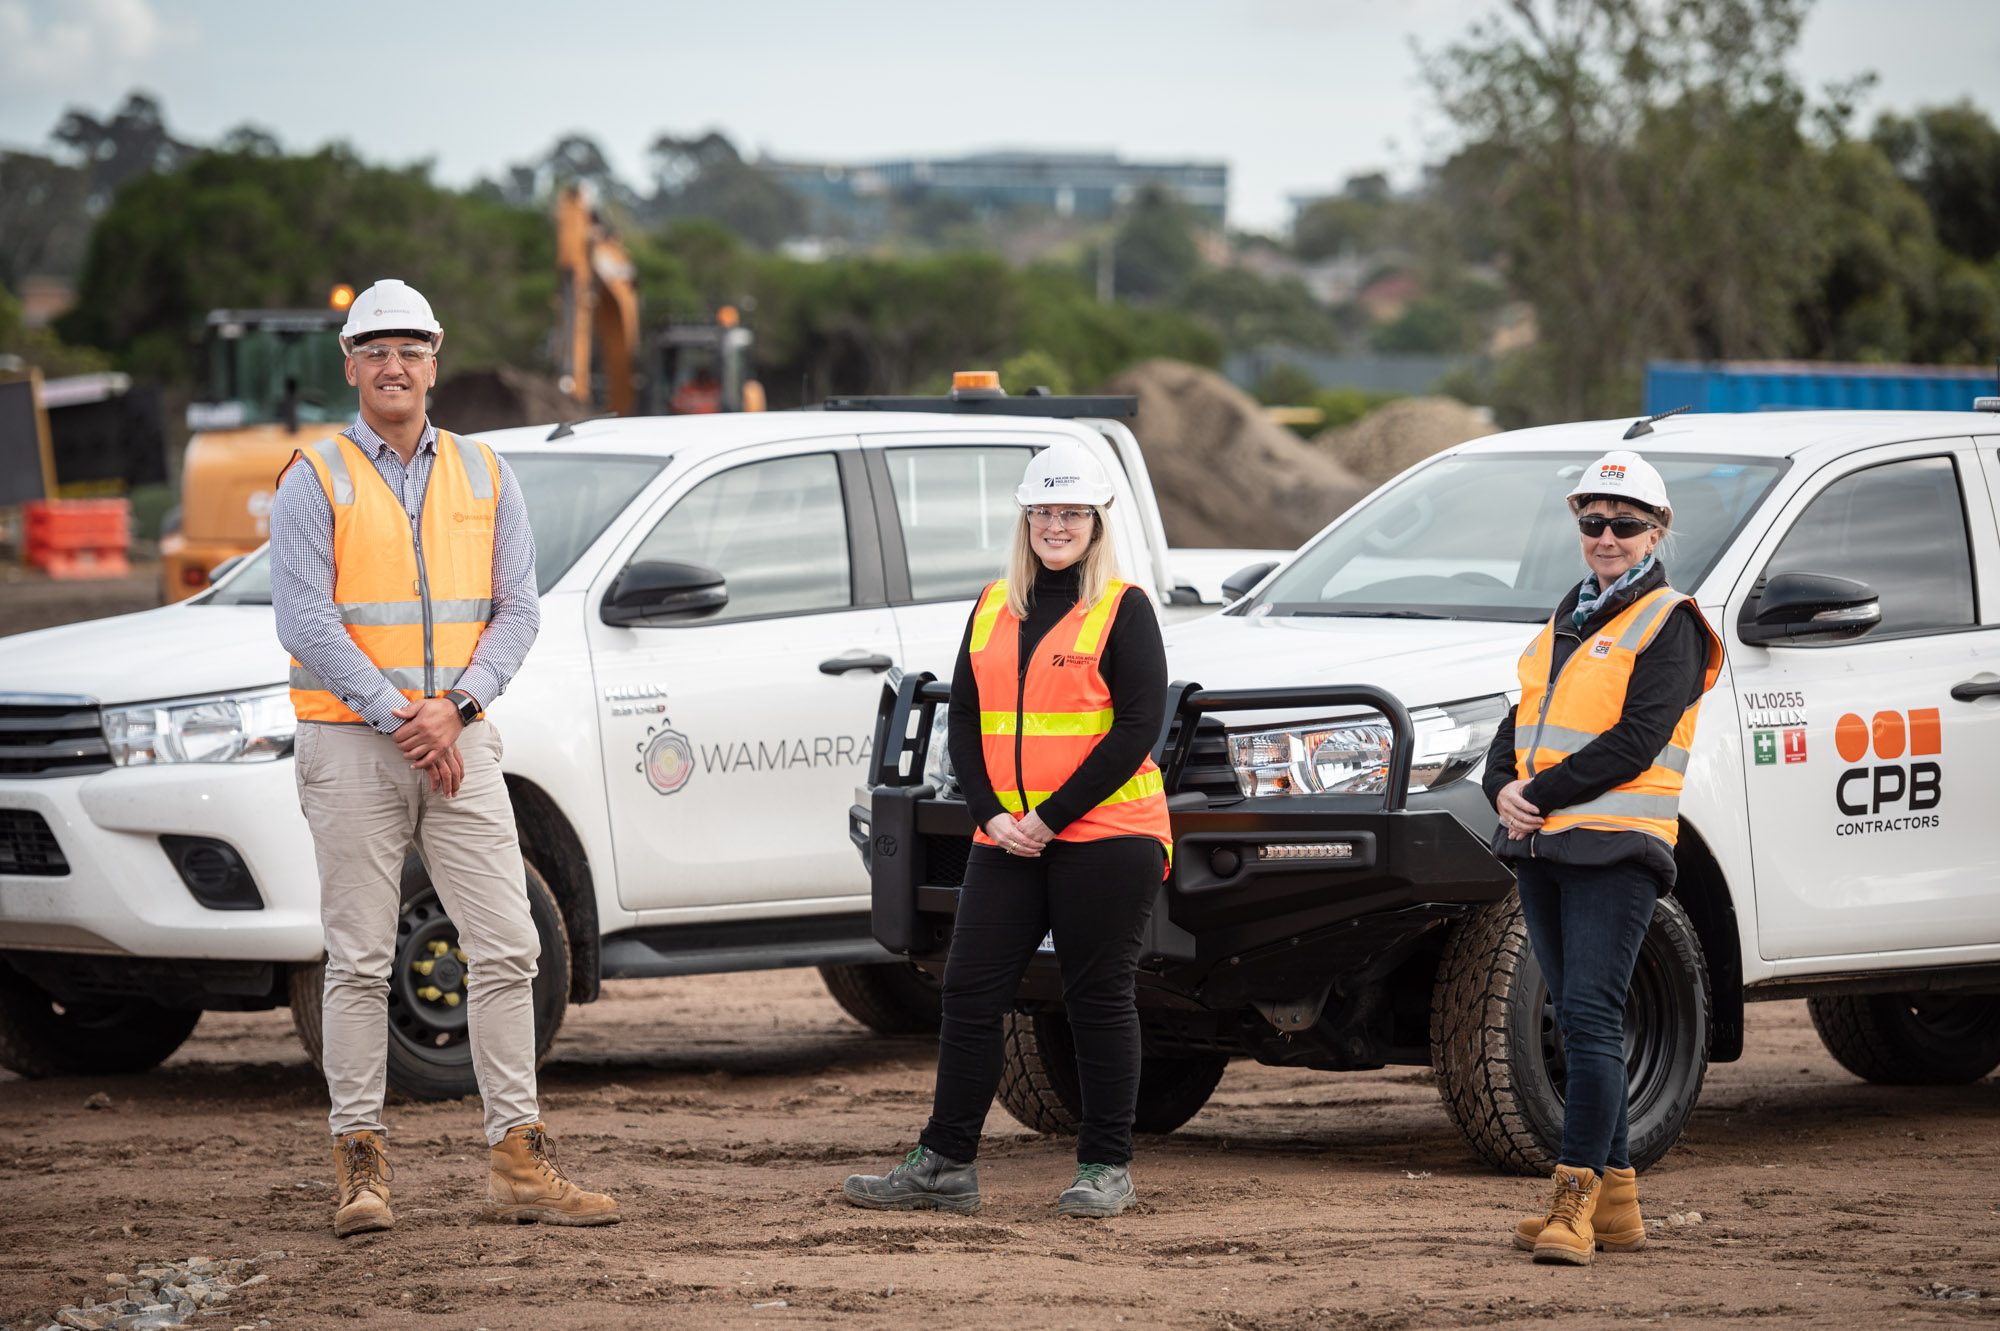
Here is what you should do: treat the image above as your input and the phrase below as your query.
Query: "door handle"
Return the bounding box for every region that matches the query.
[819,652,895,676]
[1950,678,2000,701]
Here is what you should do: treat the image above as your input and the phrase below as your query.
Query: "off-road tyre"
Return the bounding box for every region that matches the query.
[289,855,570,1100]
[0,962,202,1078]
[996,1009,1228,1137]
[1430,893,1711,1176]
[818,962,943,1035]
[1807,993,2000,1085]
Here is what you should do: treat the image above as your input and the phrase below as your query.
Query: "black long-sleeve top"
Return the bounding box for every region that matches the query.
[1482,559,1710,885]
[948,562,1167,835]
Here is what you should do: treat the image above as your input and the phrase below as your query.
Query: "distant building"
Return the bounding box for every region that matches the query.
[763,150,1228,234]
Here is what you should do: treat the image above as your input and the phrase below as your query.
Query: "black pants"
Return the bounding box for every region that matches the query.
[919,835,1163,1166]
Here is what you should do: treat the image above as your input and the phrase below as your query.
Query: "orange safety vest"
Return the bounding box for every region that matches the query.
[1514,584,1724,846]
[283,429,500,724]
[965,578,1173,869]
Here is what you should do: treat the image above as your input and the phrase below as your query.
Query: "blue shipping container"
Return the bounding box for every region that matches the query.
[1645,360,1996,414]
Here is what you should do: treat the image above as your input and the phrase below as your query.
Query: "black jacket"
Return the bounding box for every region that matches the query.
[948,563,1167,835]
[1482,559,1711,889]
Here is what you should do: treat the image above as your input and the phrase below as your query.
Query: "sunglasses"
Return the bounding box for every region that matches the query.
[1577,513,1660,539]
[350,344,436,366]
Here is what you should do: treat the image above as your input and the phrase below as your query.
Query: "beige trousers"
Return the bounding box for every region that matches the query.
[295,720,541,1145]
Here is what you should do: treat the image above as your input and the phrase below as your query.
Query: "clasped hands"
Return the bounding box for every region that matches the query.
[984,809,1055,857]
[391,697,465,798]
[1495,779,1545,840]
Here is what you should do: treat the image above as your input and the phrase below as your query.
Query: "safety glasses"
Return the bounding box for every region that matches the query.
[350,344,436,367]
[1026,506,1096,529]
[1577,513,1660,539]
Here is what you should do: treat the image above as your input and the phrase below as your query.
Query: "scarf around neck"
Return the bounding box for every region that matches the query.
[1571,553,1656,632]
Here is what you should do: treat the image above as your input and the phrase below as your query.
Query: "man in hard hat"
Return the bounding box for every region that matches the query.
[270,278,619,1237]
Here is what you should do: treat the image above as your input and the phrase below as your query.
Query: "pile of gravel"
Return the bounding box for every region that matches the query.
[34,1252,283,1331]
[1102,359,1372,549]
[1310,396,1498,487]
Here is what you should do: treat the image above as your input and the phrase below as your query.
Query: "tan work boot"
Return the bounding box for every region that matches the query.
[488,1122,621,1226]
[1515,1164,1645,1252]
[331,1130,394,1238]
[1529,1165,1599,1265]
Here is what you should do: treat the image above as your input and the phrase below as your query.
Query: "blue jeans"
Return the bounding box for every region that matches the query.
[1512,858,1660,1172]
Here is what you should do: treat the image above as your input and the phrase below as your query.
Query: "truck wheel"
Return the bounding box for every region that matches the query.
[817,962,942,1035]
[996,1010,1228,1136]
[1430,893,1711,1176]
[1807,993,2000,1084]
[0,963,202,1078]
[289,856,571,1101]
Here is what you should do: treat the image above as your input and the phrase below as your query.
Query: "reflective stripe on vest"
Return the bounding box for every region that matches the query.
[286,430,500,724]
[1513,585,1724,847]
[965,577,1172,869]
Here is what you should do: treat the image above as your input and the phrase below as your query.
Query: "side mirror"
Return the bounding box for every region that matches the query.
[1738,571,1880,645]
[600,560,728,626]
[1221,561,1279,602]
[208,554,245,584]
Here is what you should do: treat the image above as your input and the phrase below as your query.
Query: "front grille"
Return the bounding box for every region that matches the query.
[1166,714,1239,803]
[0,809,69,875]
[923,833,971,888]
[0,698,110,778]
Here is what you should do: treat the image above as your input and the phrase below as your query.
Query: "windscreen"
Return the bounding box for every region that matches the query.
[1249,452,1785,622]
[203,450,664,604]
[207,328,357,426]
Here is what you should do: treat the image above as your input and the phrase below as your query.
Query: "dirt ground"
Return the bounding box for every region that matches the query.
[0,560,163,636]
[2,974,1995,1331]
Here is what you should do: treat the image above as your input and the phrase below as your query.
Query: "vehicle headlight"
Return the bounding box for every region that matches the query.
[103,685,296,765]
[925,714,959,798]
[1226,695,1508,797]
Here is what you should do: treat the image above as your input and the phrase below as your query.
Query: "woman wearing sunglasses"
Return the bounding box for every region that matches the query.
[844,441,1171,1220]
[1482,449,1723,1265]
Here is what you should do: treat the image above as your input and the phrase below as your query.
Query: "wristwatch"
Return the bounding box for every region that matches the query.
[446,689,480,726]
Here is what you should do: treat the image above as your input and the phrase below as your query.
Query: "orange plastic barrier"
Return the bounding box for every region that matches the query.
[23,499,131,579]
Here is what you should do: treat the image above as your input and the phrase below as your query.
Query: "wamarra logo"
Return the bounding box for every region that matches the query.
[1833,707,1941,824]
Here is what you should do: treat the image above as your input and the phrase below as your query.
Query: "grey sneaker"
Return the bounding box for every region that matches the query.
[1057,1162,1136,1217]
[843,1146,982,1213]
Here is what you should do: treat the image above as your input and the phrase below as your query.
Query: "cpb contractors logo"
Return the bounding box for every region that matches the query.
[1832,707,1941,835]
[642,728,695,795]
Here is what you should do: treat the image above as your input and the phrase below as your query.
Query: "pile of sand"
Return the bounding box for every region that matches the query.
[1102,360,1370,549]
[1311,395,1497,486]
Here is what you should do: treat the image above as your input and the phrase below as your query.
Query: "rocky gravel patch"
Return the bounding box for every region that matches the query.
[19,1253,283,1331]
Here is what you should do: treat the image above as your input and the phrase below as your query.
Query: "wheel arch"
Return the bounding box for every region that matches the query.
[1673,818,1743,1062]
[507,775,601,1005]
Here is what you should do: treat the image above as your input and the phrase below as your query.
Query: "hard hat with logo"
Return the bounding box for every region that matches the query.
[1568,449,1671,517]
[341,278,443,347]
[1016,441,1115,509]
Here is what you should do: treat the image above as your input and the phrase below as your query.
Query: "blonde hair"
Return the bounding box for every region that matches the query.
[1005,505,1120,618]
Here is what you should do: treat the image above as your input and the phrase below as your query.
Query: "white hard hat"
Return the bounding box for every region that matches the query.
[341,278,442,346]
[1568,450,1671,517]
[1016,441,1114,508]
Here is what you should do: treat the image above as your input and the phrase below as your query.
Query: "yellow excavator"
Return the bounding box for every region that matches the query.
[555,184,763,417]
[160,291,357,601]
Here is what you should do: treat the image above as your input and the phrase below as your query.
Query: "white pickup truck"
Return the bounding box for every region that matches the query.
[861,404,2000,1174]
[0,391,1278,1097]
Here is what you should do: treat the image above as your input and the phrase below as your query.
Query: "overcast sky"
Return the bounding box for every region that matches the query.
[2,0,1995,233]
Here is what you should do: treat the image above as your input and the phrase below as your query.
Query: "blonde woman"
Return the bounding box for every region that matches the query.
[844,441,1172,1219]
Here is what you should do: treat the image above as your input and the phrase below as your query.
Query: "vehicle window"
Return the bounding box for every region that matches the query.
[884,445,1032,600]
[200,451,664,605]
[627,452,850,622]
[1252,453,1784,622]
[1758,455,1974,635]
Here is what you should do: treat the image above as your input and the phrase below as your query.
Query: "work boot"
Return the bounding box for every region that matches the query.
[1057,1162,1136,1218]
[1515,1164,1645,1252]
[488,1122,621,1226]
[331,1130,394,1238]
[842,1146,982,1213]
[1530,1165,1600,1266]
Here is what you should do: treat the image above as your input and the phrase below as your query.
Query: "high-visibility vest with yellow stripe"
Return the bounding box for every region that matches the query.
[965,578,1172,866]
[284,430,500,724]
[1514,584,1724,846]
